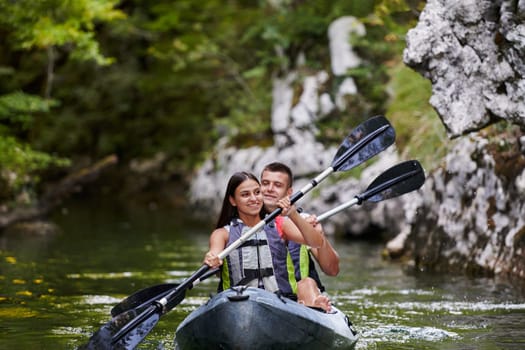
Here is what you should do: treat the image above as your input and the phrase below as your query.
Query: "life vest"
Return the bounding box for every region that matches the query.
[219,218,297,296]
[283,210,326,292]
[287,241,326,292]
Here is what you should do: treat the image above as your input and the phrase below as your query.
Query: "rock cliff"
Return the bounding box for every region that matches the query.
[400,0,525,279]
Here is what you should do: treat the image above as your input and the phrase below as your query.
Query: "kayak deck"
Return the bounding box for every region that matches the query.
[175,286,358,349]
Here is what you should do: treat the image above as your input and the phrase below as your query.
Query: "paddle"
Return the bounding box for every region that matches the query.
[110,267,220,317]
[108,160,424,318]
[317,159,425,221]
[80,115,395,350]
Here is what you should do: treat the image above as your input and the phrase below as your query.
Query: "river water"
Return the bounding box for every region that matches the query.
[1,200,525,349]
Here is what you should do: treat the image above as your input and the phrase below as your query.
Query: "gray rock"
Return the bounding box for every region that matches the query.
[401,133,525,278]
[393,0,525,280]
[403,0,525,137]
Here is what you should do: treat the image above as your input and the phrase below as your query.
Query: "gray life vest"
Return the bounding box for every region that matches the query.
[219,218,297,296]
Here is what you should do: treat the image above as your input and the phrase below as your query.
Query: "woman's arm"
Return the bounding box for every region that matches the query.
[203,227,228,268]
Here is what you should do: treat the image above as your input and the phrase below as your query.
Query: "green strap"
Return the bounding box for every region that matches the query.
[286,252,297,293]
[299,245,310,280]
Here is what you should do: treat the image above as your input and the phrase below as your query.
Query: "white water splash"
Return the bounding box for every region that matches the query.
[357,325,458,349]
[393,300,525,313]
[67,271,134,279]
[348,287,436,297]
[80,295,121,305]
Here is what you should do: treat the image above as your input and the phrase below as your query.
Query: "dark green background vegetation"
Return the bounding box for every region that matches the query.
[0,0,440,209]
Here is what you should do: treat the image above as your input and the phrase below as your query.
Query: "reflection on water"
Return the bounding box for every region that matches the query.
[1,200,525,349]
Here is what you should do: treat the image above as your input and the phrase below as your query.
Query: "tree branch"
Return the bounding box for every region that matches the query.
[0,154,118,230]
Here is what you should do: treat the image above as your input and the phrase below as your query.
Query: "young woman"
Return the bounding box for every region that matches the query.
[203,171,323,298]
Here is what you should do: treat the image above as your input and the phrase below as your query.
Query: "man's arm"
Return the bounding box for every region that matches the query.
[278,197,323,248]
[306,216,340,276]
[310,236,340,276]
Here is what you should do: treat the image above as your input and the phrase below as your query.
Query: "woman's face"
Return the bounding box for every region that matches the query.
[229,178,263,216]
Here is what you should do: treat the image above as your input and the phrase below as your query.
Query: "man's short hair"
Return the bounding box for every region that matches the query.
[261,162,293,188]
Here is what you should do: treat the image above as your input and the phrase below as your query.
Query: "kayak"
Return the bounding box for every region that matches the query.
[174,286,358,349]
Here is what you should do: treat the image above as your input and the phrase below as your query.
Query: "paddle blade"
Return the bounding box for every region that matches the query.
[112,313,160,350]
[110,268,219,317]
[332,115,395,171]
[111,283,178,317]
[81,288,185,349]
[79,308,151,350]
[361,160,425,203]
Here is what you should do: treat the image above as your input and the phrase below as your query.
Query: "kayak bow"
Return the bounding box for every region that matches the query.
[174,286,358,350]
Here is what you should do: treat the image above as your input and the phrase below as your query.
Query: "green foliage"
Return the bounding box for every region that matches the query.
[315,1,417,145]
[349,0,420,104]
[0,0,122,203]
[365,0,448,170]
[220,1,383,147]
[0,92,58,131]
[386,62,448,170]
[0,0,125,65]
[0,0,440,206]
[0,136,70,201]
[241,1,376,72]
[0,92,70,201]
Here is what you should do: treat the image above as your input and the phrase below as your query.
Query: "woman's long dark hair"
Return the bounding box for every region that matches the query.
[215,171,263,229]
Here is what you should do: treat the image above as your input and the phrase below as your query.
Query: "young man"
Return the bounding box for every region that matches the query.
[260,162,340,312]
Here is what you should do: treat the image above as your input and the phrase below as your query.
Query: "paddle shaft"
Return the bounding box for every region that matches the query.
[316,198,360,222]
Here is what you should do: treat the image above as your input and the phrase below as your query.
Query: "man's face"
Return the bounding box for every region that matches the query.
[260,170,292,211]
